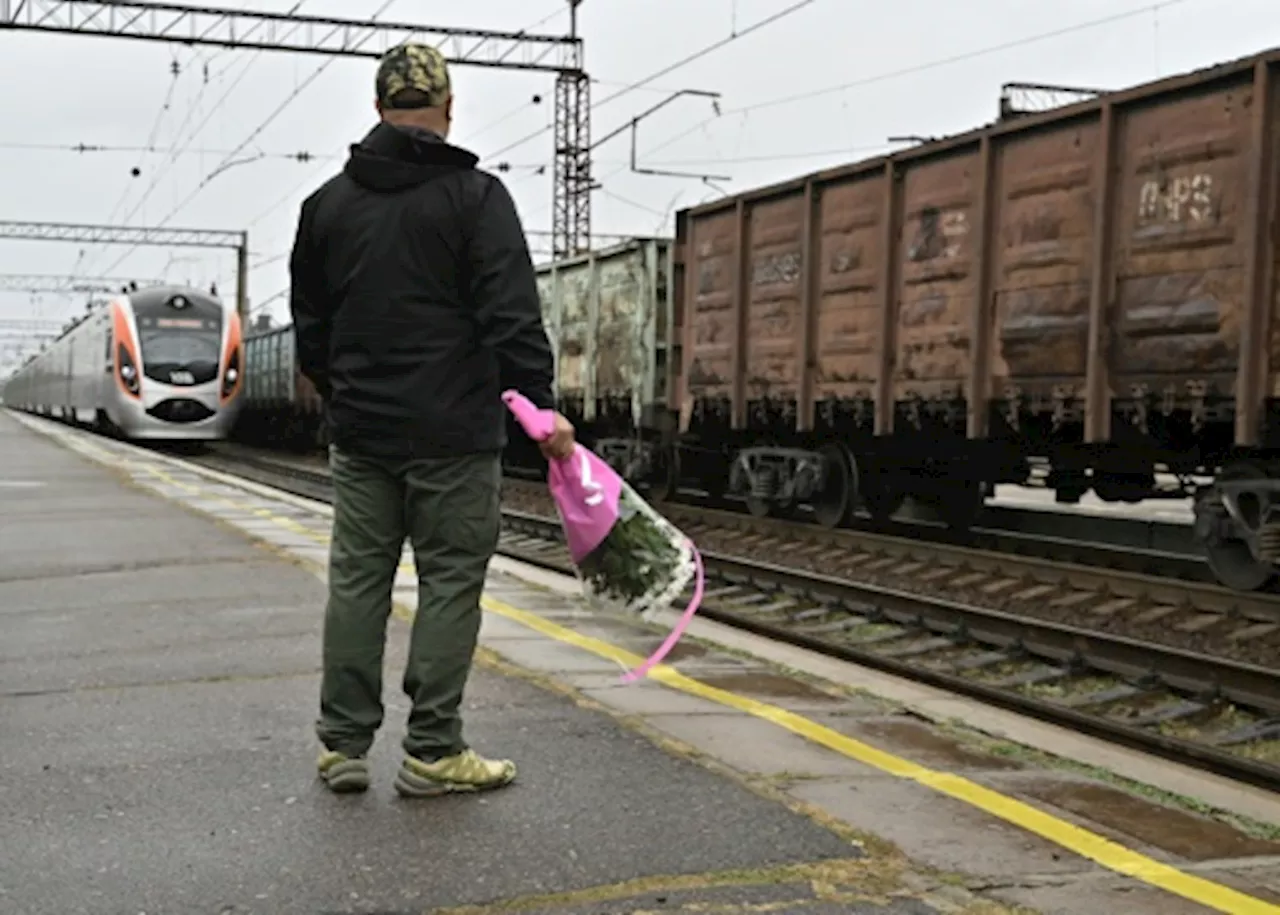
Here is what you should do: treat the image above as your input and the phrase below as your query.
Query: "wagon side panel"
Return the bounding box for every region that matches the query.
[534,263,584,415]
[989,119,1101,422]
[1108,74,1256,432]
[680,207,743,428]
[594,242,660,420]
[891,151,983,412]
[742,192,807,422]
[813,170,888,414]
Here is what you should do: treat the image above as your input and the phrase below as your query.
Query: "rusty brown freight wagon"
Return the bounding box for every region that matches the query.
[668,45,1280,591]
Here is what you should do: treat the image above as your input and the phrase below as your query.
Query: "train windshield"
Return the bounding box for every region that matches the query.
[136,312,223,384]
[140,326,221,366]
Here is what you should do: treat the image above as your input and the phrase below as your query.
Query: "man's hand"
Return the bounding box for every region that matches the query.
[539,412,576,460]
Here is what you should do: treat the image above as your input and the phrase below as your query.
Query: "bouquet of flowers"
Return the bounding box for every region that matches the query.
[502,390,704,683]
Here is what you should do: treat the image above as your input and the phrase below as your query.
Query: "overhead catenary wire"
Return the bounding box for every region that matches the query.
[117,49,182,215]
[726,0,1195,116]
[46,0,817,293]
[112,5,293,226]
[493,143,907,172]
[250,1,1196,304]
[615,0,1202,169]
[73,6,302,279]
[67,48,184,285]
[482,0,820,163]
[241,3,581,284]
[432,6,575,152]
[185,0,402,206]
[455,3,759,155]
[517,0,1205,226]
[98,0,399,280]
[58,0,1208,301]
[0,141,336,162]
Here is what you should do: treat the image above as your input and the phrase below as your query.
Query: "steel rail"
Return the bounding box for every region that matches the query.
[207,446,1280,624]
[502,463,1205,569]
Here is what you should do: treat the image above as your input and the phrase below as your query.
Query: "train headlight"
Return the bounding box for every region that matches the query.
[220,347,241,401]
[116,345,140,397]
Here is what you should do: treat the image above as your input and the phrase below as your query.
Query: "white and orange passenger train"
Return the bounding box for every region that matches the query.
[2,284,244,440]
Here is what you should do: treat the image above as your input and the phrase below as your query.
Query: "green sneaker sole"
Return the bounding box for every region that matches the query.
[392,763,516,799]
[319,758,370,793]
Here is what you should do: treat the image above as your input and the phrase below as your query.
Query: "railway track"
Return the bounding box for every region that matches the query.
[503,462,1208,573]
[586,490,1280,664]
[188,444,1280,793]
[231,439,1206,572]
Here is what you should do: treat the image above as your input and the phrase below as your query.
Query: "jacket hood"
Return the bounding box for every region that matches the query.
[343,122,478,192]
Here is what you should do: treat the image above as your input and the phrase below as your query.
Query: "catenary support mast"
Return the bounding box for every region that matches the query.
[0,0,592,257]
[0,273,165,293]
[0,220,250,317]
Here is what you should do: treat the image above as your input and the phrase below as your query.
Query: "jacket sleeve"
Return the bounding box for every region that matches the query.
[288,194,332,401]
[469,175,556,410]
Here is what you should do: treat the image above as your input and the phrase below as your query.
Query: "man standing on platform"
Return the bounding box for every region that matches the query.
[288,42,574,797]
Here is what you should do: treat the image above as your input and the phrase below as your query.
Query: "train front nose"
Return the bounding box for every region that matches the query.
[146,396,217,424]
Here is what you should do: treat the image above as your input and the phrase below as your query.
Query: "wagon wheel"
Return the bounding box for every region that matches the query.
[812,443,856,529]
[745,494,772,518]
[741,453,787,519]
[1203,462,1278,592]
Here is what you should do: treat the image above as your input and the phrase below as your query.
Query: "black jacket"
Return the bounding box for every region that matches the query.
[288,122,555,458]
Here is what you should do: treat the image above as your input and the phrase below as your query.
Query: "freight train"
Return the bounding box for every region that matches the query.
[234,317,327,451]
[229,45,1280,593]
[655,45,1280,595]
[2,284,244,441]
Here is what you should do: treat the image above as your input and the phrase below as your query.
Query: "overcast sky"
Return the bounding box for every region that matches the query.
[2,0,1278,372]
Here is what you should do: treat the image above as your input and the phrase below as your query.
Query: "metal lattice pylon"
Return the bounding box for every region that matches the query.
[553,71,592,259]
[0,0,593,258]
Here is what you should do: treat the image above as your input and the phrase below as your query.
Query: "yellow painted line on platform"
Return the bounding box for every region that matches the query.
[35,431,1278,915]
[477,598,1280,915]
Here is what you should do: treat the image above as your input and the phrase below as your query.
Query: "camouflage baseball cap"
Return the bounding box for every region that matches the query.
[375,43,451,109]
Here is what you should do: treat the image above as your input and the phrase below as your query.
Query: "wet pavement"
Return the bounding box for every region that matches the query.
[8,408,1280,915]
[0,414,860,913]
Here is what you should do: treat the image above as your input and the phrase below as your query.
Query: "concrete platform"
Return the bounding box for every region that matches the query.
[4,409,1280,915]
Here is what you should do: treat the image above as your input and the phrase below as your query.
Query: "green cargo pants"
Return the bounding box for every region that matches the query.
[316,443,501,762]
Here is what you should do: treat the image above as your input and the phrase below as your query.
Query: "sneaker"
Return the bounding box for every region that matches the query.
[317,749,370,793]
[393,748,517,798]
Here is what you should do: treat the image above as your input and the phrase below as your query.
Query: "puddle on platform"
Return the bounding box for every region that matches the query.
[696,671,843,701]
[849,719,1024,771]
[1022,779,1280,861]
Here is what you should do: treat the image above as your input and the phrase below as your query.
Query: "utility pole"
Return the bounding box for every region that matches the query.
[554,0,591,260]
[0,1,592,257]
[0,220,250,319]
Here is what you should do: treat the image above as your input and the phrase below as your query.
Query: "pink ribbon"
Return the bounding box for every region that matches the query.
[619,544,705,683]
